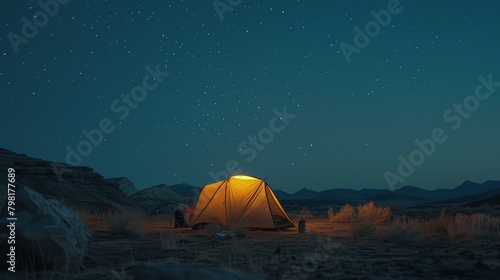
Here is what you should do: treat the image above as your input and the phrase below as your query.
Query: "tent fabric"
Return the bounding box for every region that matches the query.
[189,175,294,229]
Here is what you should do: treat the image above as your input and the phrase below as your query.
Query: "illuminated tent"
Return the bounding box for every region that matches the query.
[189,175,294,229]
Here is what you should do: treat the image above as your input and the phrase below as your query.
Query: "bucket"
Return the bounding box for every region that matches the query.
[298,218,306,233]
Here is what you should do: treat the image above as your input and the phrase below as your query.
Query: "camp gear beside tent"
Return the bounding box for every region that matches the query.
[298,218,308,233]
[171,209,188,228]
[213,230,236,240]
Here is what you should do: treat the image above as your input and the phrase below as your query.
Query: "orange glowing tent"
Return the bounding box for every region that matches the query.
[189,175,294,229]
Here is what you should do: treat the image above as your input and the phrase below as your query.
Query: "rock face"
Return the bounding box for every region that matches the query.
[105,177,140,196]
[0,148,147,214]
[124,262,265,280]
[0,185,92,272]
[131,184,186,215]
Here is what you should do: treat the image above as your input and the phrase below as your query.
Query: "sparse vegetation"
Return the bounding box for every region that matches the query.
[423,209,500,240]
[328,204,356,223]
[42,204,500,279]
[75,208,110,231]
[160,232,182,251]
[357,202,391,225]
[328,201,391,225]
[328,203,500,241]
[348,222,375,239]
[105,210,145,236]
[386,208,500,241]
[299,206,314,219]
[379,225,420,244]
[76,208,145,236]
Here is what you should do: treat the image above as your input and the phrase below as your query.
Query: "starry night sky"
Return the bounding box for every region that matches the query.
[1,0,499,192]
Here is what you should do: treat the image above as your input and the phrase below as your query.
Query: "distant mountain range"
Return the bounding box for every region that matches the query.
[1,147,498,215]
[130,179,500,213]
[120,178,500,212]
[272,180,500,210]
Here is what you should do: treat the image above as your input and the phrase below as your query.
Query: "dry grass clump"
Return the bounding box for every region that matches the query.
[328,202,391,225]
[328,202,390,240]
[105,210,145,236]
[75,209,101,229]
[386,209,500,241]
[328,204,356,223]
[392,215,424,231]
[299,206,315,219]
[328,203,498,241]
[424,209,500,240]
[357,202,391,225]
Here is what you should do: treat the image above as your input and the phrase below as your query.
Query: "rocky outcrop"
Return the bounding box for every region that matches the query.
[0,148,146,214]
[123,262,264,280]
[105,177,140,196]
[132,184,186,215]
[0,185,91,272]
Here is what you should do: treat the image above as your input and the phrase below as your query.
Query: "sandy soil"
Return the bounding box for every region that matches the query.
[3,215,499,279]
[38,216,495,280]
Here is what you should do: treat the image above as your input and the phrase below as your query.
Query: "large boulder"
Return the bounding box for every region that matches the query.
[0,185,91,273]
[122,262,264,280]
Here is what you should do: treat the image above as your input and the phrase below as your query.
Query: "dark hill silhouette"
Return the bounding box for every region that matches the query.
[131,184,185,215]
[168,183,200,196]
[466,195,500,207]
[439,180,500,195]
[294,188,319,198]
[431,187,500,205]
[272,180,500,208]
[394,186,431,196]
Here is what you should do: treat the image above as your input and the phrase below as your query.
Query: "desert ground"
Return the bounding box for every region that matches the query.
[7,204,499,280]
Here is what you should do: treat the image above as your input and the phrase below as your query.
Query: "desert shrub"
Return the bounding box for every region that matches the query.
[357,202,391,225]
[327,206,334,219]
[392,215,424,232]
[328,202,391,225]
[105,210,144,236]
[449,213,499,239]
[423,208,448,237]
[328,204,356,223]
[348,222,375,239]
[386,215,423,243]
[423,209,500,240]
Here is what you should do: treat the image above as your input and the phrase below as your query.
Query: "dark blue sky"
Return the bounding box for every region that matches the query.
[1,0,499,192]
